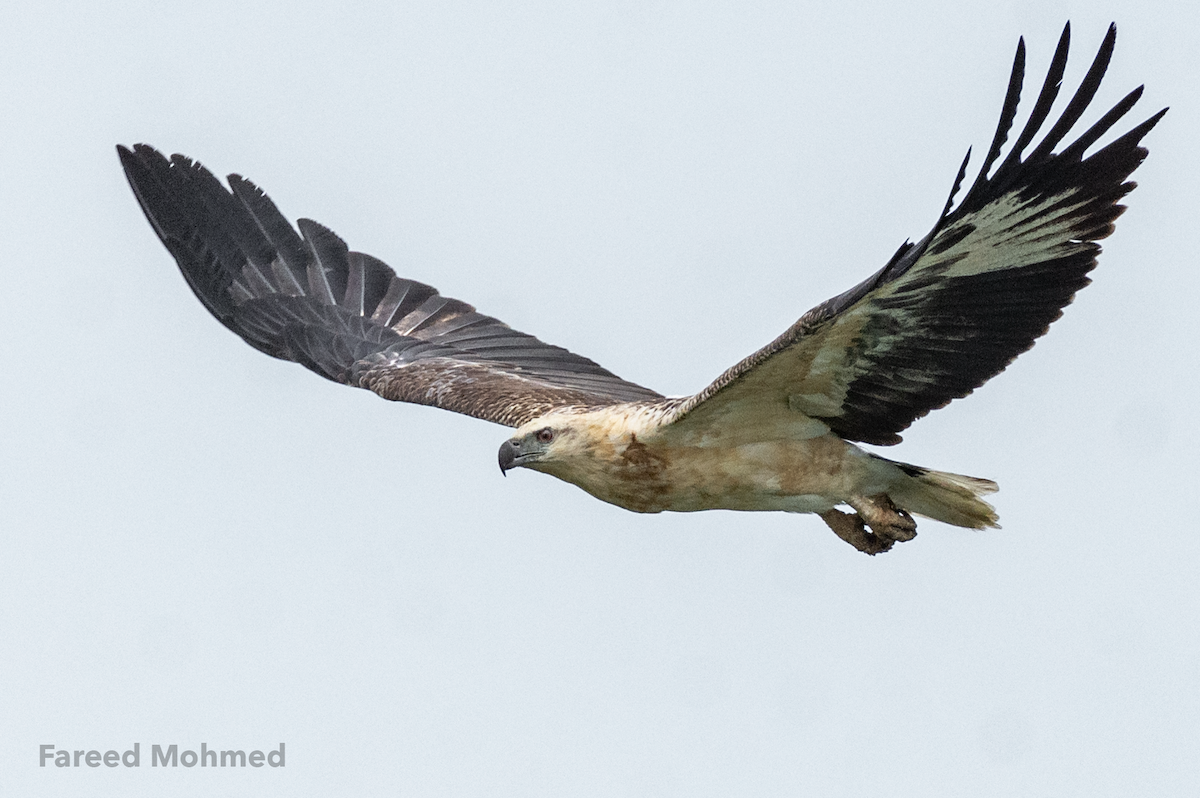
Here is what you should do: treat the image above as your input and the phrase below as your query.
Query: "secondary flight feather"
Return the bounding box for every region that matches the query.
[120,23,1164,554]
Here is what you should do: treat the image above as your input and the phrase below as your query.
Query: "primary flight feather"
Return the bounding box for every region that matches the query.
[120,23,1164,554]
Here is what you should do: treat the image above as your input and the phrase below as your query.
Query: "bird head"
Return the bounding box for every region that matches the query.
[499,418,574,475]
[498,410,608,476]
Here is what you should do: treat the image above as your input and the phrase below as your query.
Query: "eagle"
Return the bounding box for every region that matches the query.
[119,23,1163,555]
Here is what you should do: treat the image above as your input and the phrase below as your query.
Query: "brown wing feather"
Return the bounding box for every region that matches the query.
[119,144,662,428]
[354,358,630,427]
[662,23,1165,445]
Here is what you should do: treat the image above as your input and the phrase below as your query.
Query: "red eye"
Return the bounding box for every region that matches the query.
[536,428,555,443]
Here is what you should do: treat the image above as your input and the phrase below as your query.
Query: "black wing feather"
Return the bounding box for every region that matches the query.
[663,23,1164,446]
[120,144,662,427]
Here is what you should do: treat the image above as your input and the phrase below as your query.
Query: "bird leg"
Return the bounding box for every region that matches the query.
[821,494,918,555]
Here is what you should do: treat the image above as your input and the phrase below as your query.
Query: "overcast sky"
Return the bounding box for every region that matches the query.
[2,1,1197,796]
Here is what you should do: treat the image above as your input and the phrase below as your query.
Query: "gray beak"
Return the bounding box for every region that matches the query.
[498,439,518,475]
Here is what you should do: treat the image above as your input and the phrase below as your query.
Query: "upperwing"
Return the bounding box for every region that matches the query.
[119,145,663,428]
[660,23,1165,446]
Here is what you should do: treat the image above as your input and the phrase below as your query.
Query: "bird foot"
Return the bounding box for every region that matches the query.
[821,494,918,555]
[819,509,895,556]
[849,493,917,542]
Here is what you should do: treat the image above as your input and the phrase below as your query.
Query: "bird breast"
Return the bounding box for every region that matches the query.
[540,429,880,515]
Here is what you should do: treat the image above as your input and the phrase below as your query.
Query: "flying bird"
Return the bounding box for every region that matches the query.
[119,23,1164,554]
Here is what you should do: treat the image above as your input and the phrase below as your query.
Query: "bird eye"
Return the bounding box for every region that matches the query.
[536,428,555,443]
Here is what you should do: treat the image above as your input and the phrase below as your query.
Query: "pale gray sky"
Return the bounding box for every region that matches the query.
[2,2,1197,796]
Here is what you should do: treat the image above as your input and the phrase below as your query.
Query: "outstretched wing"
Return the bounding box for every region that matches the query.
[661,23,1165,446]
[119,145,663,428]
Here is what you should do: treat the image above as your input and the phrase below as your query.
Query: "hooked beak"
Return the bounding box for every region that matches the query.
[498,439,518,476]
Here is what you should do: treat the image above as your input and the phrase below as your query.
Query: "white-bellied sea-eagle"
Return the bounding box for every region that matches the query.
[119,23,1165,554]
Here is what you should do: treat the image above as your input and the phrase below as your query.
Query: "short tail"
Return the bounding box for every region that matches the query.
[884,461,1000,529]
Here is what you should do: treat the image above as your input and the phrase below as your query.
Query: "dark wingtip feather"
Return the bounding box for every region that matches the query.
[1025,23,1118,164]
[940,148,972,221]
[118,143,247,323]
[982,22,1072,196]
[956,33,1025,211]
